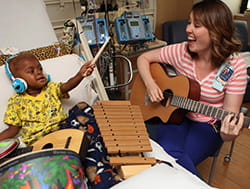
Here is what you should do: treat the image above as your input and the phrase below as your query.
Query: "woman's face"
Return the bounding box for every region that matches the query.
[186,12,212,55]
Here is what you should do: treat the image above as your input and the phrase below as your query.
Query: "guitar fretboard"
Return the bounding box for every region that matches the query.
[170,94,250,128]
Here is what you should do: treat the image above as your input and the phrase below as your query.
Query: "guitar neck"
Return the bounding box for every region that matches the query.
[170,94,250,128]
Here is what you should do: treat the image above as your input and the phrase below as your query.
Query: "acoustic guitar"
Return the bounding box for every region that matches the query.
[0,129,88,161]
[130,63,250,129]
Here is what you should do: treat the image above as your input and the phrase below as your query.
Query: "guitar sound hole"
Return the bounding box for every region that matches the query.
[42,143,53,149]
[161,89,173,107]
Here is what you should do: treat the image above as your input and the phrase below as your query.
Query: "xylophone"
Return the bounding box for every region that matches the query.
[92,100,156,179]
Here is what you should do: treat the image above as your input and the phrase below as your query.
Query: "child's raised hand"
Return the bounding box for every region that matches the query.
[81,61,95,77]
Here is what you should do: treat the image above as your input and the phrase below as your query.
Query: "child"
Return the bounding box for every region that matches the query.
[0,53,95,145]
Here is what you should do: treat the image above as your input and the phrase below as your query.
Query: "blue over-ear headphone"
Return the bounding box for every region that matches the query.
[5,54,51,93]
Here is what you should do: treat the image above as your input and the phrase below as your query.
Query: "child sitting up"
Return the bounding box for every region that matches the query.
[0,53,95,145]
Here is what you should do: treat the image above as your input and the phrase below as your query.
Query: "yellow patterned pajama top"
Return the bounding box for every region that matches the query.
[4,82,68,145]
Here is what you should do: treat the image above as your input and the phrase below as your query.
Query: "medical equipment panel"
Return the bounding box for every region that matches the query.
[76,15,109,46]
[115,11,154,44]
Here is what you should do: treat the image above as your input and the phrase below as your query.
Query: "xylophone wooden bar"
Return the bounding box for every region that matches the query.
[93,101,156,179]
[109,156,156,165]
[100,129,148,136]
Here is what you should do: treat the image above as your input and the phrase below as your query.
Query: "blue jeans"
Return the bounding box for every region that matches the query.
[147,118,223,177]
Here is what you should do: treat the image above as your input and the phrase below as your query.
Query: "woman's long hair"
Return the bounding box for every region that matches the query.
[188,0,242,68]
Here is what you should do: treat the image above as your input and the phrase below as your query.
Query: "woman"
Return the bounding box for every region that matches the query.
[136,0,247,177]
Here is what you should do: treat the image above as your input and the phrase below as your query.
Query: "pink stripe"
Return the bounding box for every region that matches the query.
[159,43,247,122]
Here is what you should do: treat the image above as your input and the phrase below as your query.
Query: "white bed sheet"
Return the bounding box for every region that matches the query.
[111,139,216,189]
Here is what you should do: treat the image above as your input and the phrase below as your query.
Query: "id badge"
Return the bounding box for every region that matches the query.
[212,64,234,91]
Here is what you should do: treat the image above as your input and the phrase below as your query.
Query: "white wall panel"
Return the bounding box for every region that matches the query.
[0,0,57,51]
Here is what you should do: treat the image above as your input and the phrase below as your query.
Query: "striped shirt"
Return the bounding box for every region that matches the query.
[159,42,247,122]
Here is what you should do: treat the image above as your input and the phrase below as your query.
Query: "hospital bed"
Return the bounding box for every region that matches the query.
[0,0,215,188]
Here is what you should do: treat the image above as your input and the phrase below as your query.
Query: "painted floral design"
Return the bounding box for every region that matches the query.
[0,154,86,189]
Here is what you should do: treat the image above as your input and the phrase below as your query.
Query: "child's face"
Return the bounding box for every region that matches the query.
[13,57,48,90]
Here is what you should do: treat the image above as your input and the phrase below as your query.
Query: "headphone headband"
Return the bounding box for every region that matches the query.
[5,54,28,93]
[5,54,19,81]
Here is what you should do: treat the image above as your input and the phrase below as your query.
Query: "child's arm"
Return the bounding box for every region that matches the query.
[60,60,95,94]
[0,125,20,141]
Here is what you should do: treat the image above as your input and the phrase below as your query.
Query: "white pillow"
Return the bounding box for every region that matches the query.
[111,163,214,189]
[0,54,98,132]
[112,140,214,189]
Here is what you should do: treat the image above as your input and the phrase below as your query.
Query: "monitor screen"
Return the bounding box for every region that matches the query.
[130,21,139,27]
[82,25,93,32]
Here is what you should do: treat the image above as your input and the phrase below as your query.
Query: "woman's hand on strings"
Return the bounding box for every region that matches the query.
[220,112,244,141]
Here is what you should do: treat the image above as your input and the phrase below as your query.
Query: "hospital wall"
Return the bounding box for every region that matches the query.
[43,0,243,40]
[155,0,242,39]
